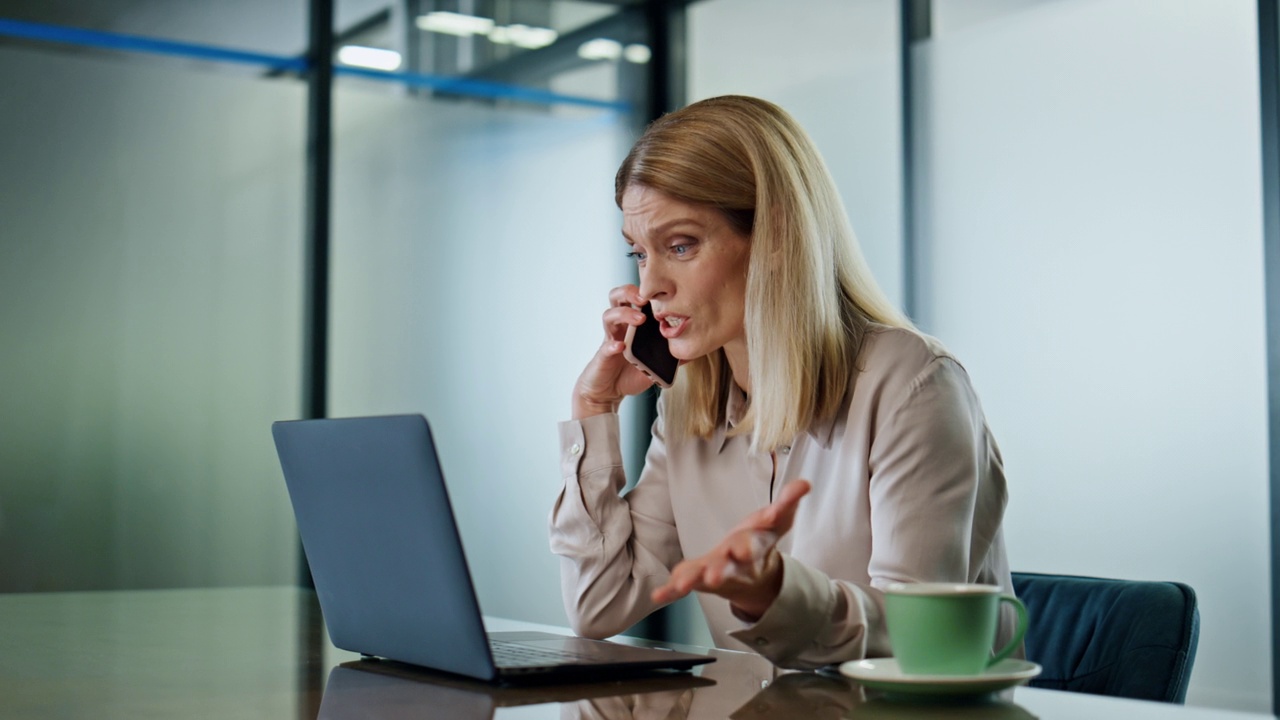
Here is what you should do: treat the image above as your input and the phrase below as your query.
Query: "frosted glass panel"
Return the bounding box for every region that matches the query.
[0,47,305,591]
[689,0,904,310]
[916,0,1268,710]
[330,90,632,627]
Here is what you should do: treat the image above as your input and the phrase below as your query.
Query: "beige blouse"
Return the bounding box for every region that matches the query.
[549,324,1017,669]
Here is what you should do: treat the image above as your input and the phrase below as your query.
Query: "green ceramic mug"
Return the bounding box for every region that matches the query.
[883,582,1028,676]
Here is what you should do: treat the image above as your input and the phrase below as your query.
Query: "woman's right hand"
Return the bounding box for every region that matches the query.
[572,284,661,419]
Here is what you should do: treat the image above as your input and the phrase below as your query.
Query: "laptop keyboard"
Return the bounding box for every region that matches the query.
[489,639,596,668]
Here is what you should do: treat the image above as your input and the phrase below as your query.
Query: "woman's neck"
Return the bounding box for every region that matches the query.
[723,338,750,395]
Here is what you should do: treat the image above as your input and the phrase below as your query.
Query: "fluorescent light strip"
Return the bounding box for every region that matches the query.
[416,13,557,49]
[496,24,558,49]
[578,38,621,61]
[337,45,402,71]
[623,44,651,64]
[578,39,651,63]
[416,11,494,37]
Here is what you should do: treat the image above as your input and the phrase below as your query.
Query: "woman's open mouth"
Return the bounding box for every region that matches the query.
[657,313,689,339]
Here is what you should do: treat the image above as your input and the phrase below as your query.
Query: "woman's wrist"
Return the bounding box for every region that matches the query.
[572,393,617,420]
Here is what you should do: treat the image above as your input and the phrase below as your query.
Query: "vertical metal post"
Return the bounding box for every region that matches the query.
[644,0,686,124]
[299,1,334,717]
[899,0,929,322]
[304,0,334,428]
[1257,0,1280,712]
[298,0,334,593]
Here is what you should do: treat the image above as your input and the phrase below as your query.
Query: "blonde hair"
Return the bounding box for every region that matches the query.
[616,95,912,452]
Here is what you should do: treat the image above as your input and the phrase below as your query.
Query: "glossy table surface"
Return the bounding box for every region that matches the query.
[0,586,1268,719]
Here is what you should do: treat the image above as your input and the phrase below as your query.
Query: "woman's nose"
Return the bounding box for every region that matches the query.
[637,263,673,303]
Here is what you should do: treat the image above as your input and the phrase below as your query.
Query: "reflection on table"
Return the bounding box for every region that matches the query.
[316,648,1043,720]
[0,587,1269,720]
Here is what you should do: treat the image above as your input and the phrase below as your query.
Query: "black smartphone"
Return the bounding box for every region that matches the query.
[623,302,678,388]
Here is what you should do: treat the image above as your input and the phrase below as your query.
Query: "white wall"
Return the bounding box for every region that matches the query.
[328,91,633,627]
[918,0,1269,710]
[689,0,904,310]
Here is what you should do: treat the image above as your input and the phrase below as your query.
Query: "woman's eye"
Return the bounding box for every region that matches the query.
[625,250,647,262]
[672,244,689,256]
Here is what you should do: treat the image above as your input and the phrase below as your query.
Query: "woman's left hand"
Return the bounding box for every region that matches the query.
[651,479,812,620]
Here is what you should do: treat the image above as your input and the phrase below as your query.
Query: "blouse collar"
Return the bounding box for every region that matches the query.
[714,382,843,453]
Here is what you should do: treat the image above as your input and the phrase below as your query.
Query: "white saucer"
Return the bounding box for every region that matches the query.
[839,658,1042,697]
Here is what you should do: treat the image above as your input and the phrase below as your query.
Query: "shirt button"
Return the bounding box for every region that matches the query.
[754,637,768,647]
[779,446,791,454]
[569,443,582,456]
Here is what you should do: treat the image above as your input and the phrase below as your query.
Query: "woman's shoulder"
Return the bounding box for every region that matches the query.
[855,323,970,392]
[860,323,955,368]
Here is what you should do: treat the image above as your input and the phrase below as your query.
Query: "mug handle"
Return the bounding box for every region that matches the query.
[987,594,1029,667]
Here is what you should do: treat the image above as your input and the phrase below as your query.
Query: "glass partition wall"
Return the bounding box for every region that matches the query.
[0,14,307,592]
[0,0,648,608]
[329,0,647,628]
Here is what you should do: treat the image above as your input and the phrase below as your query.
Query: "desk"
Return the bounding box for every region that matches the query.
[0,587,1265,719]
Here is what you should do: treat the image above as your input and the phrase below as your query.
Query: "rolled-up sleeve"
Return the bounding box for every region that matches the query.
[549,412,683,639]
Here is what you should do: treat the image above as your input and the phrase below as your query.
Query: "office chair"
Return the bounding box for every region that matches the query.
[1010,571,1200,704]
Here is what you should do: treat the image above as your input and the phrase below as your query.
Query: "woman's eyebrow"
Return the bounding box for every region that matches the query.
[622,218,706,243]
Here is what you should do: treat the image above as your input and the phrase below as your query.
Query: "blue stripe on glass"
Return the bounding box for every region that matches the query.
[0,18,308,72]
[0,17,631,112]
[334,66,631,112]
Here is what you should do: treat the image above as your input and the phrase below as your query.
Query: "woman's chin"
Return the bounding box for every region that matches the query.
[668,341,706,362]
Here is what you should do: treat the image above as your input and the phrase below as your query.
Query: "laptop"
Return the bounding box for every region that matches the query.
[272,414,715,683]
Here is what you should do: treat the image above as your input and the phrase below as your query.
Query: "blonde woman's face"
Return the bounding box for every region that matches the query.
[621,185,751,365]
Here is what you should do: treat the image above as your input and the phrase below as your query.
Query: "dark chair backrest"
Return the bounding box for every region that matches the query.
[1010,572,1200,704]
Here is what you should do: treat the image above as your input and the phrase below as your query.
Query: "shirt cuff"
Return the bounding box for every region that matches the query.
[728,553,837,665]
[558,413,621,481]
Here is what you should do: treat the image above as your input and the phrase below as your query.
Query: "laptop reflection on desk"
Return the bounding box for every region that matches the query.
[318,662,714,720]
[272,414,715,682]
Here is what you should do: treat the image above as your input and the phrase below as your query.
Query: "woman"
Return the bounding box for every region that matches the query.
[549,95,1015,669]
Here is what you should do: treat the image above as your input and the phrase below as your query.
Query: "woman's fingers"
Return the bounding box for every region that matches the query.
[735,479,811,536]
[653,552,713,604]
[607,284,644,308]
[574,288,657,419]
[652,560,700,603]
[706,531,769,587]
[651,528,779,604]
[650,484,810,608]
[768,480,811,534]
[600,304,646,342]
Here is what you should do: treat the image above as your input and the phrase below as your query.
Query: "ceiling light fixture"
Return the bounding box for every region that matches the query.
[496,23,558,49]
[416,11,495,37]
[623,44,651,64]
[578,38,622,61]
[337,45,403,71]
[417,12,559,50]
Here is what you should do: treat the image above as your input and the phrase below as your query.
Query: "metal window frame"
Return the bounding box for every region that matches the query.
[1258,0,1280,712]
